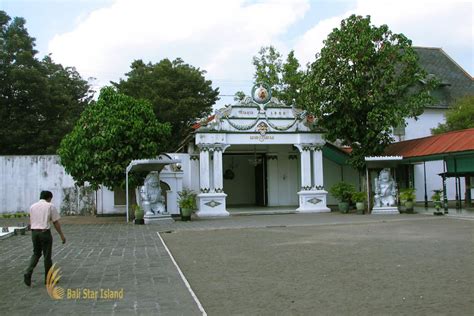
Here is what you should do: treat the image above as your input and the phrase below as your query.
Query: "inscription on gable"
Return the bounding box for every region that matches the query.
[230,108,259,118]
[266,109,293,118]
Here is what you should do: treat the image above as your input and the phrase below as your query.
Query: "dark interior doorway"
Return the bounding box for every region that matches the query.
[255,154,267,206]
[223,153,267,207]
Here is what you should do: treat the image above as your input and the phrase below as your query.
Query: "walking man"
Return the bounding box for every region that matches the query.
[24,190,66,287]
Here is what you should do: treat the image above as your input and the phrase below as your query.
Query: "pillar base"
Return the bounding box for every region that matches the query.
[296,190,331,213]
[196,193,229,217]
[371,206,399,214]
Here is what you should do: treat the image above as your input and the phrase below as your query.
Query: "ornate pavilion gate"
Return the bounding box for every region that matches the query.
[192,84,330,217]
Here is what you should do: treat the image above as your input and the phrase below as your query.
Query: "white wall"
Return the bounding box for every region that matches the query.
[96,188,122,215]
[0,155,94,214]
[404,108,446,140]
[172,153,192,190]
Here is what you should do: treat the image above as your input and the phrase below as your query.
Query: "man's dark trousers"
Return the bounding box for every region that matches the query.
[25,230,53,282]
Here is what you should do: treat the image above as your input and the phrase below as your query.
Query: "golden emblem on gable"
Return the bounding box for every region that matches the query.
[256,122,269,136]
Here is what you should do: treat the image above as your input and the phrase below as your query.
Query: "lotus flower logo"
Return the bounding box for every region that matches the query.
[46,263,64,300]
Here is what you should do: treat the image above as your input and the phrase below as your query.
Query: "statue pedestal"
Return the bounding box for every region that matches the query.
[371,206,399,214]
[144,213,174,224]
[196,193,229,217]
[296,190,331,213]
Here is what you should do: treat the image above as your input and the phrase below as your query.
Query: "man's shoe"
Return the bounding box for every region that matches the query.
[24,274,31,287]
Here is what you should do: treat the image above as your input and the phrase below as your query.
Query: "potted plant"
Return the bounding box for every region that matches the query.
[329,182,355,213]
[177,189,197,221]
[352,191,367,214]
[399,188,416,213]
[132,205,144,224]
[432,189,443,216]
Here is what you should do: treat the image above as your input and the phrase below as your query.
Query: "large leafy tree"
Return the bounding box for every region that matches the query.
[280,51,305,106]
[431,95,474,134]
[58,87,171,190]
[253,46,283,93]
[303,15,435,169]
[0,11,93,154]
[252,46,304,105]
[37,55,93,152]
[113,58,219,151]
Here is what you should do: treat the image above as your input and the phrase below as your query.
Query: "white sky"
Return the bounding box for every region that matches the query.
[2,0,473,107]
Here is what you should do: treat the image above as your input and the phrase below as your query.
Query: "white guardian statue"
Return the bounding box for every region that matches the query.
[139,172,166,215]
[374,168,397,207]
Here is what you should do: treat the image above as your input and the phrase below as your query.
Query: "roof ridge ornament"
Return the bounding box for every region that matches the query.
[251,83,272,105]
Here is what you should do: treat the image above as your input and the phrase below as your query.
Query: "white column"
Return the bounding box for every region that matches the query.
[199,145,210,193]
[196,144,230,217]
[297,145,312,190]
[213,146,223,193]
[312,145,324,190]
[296,143,330,213]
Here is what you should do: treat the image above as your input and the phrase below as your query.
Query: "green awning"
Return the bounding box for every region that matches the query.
[323,143,349,165]
[446,155,474,173]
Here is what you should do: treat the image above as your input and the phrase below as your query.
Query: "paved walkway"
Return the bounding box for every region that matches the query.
[0,223,201,315]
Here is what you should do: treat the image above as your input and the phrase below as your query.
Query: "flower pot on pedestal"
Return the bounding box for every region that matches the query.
[177,189,197,221]
[432,190,444,216]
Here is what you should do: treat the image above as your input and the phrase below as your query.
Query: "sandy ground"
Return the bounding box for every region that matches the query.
[162,217,474,315]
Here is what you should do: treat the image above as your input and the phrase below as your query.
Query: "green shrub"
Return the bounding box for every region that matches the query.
[329,182,356,202]
[177,189,197,210]
[431,189,443,209]
[399,188,416,202]
[352,191,367,203]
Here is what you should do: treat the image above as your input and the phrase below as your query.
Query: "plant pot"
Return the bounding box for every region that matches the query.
[356,202,365,214]
[134,208,144,224]
[181,208,192,221]
[338,202,350,214]
[404,201,414,213]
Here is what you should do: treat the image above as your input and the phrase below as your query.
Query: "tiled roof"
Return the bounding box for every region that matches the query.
[384,128,474,158]
[414,47,473,108]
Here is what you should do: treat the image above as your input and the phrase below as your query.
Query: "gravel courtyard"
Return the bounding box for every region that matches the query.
[162,216,474,315]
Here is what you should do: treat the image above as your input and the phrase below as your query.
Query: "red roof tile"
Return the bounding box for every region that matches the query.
[385,128,474,158]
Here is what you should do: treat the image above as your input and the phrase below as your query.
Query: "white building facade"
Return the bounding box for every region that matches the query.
[189,84,331,216]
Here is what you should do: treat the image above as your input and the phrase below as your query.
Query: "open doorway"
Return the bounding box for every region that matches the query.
[223,153,267,207]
